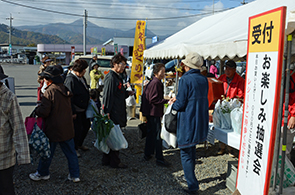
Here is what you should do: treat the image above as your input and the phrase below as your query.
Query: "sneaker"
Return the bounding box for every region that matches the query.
[68,174,80,183]
[76,150,81,158]
[156,159,171,167]
[78,145,89,151]
[217,148,225,155]
[183,188,199,195]
[228,151,236,158]
[29,171,50,181]
[144,155,152,161]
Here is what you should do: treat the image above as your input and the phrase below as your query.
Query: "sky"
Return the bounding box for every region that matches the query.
[0,0,254,36]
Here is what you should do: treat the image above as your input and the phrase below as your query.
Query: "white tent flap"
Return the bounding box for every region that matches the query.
[144,0,295,60]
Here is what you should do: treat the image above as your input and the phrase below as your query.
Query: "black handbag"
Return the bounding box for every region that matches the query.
[164,109,177,134]
[138,123,147,139]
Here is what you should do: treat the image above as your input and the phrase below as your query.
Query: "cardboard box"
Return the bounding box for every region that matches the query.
[207,77,224,110]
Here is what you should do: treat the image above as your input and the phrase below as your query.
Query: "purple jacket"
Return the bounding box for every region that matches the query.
[140,77,168,117]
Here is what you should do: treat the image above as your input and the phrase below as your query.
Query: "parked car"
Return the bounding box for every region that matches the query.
[236,62,246,76]
[165,59,183,72]
[73,55,112,85]
[127,56,132,69]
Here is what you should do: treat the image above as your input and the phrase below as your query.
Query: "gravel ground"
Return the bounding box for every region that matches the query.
[13,117,237,195]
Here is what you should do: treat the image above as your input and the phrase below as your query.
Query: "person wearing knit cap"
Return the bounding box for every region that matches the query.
[217,60,245,156]
[29,65,80,183]
[170,52,209,195]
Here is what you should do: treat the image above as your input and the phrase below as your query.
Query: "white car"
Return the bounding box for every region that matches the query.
[73,55,112,85]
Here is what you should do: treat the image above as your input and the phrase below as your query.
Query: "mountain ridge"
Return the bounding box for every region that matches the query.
[16,19,169,45]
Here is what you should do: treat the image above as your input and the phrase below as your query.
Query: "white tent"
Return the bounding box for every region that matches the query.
[144,0,295,60]
[287,8,295,35]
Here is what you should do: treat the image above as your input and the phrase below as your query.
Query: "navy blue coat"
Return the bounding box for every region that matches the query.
[172,69,209,149]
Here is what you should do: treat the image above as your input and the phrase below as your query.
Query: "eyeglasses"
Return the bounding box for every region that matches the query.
[119,62,126,66]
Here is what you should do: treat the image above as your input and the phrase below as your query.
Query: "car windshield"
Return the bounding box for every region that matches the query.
[97,59,111,68]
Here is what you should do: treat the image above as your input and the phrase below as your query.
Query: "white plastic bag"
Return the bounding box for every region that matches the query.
[106,124,128,151]
[230,107,243,134]
[99,78,104,86]
[213,108,221,128]
[220,112,232,130]
[213,99,221,128]
[229,98,242,110]
[161,104,177,148]
[94,138,110,154]
[220,99,232,129]
[126,95,136,106]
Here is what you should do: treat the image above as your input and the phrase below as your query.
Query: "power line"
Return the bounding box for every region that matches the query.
[12,0,207,11]
[13,0,214,4]
[1,0,233,21]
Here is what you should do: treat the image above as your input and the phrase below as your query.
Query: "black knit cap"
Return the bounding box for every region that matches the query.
[225,60,236,69]
[38,65,64,84]
[0,73,8,80]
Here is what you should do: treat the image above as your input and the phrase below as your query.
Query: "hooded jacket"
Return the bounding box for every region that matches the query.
[172,69,209,149]
[35,83,75,142]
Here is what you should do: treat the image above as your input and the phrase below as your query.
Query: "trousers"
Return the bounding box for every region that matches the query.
[0,166,15,195]
[180,146,199,191]
[37,139,80,178]
[144,116,163,160]
[73,111,91,149]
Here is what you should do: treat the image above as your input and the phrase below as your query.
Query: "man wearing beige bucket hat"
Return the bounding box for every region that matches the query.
[170,52,209,194]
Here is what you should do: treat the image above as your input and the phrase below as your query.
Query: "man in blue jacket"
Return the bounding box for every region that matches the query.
[171,52,209,195]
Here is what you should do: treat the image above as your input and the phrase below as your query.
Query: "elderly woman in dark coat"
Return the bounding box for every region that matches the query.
[29,65,80,183]
[64,59,90,157]
[140,63,171,167]
[171,53,209,194]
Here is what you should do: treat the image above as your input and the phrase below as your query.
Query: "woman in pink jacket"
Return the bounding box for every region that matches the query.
[209,60,218,78]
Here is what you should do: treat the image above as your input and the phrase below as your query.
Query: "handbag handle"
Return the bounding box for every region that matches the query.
[29,108,37,118]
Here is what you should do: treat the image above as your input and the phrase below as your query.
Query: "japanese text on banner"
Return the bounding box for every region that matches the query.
[130,21,146,84]
[236,7,285,195]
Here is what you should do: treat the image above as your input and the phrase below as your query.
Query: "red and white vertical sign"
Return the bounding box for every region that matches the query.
[71,46,75,61]
[236,7,286,195]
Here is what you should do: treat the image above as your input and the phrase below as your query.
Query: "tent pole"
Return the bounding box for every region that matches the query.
[272,57,286,193]
[279,34,293,195]
[175,58,180,95]
[220,60,224,76]
[141,58,146,95]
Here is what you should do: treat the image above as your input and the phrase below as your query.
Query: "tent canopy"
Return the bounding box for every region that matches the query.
[287,8,295,35]
[144,0,295,60]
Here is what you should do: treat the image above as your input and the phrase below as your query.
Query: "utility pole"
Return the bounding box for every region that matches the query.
[83,9,87,56]
[6,13,13,63]
[212,0,214,14]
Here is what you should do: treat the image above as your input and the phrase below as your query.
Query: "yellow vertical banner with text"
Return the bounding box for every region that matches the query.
[131,20,146,103]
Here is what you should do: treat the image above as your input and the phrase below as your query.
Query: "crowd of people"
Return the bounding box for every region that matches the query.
[2,51,295,195]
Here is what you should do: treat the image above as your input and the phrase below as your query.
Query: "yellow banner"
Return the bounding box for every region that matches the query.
[130,21,146,103]
[131,21,146,84]
[249,10,282,53]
